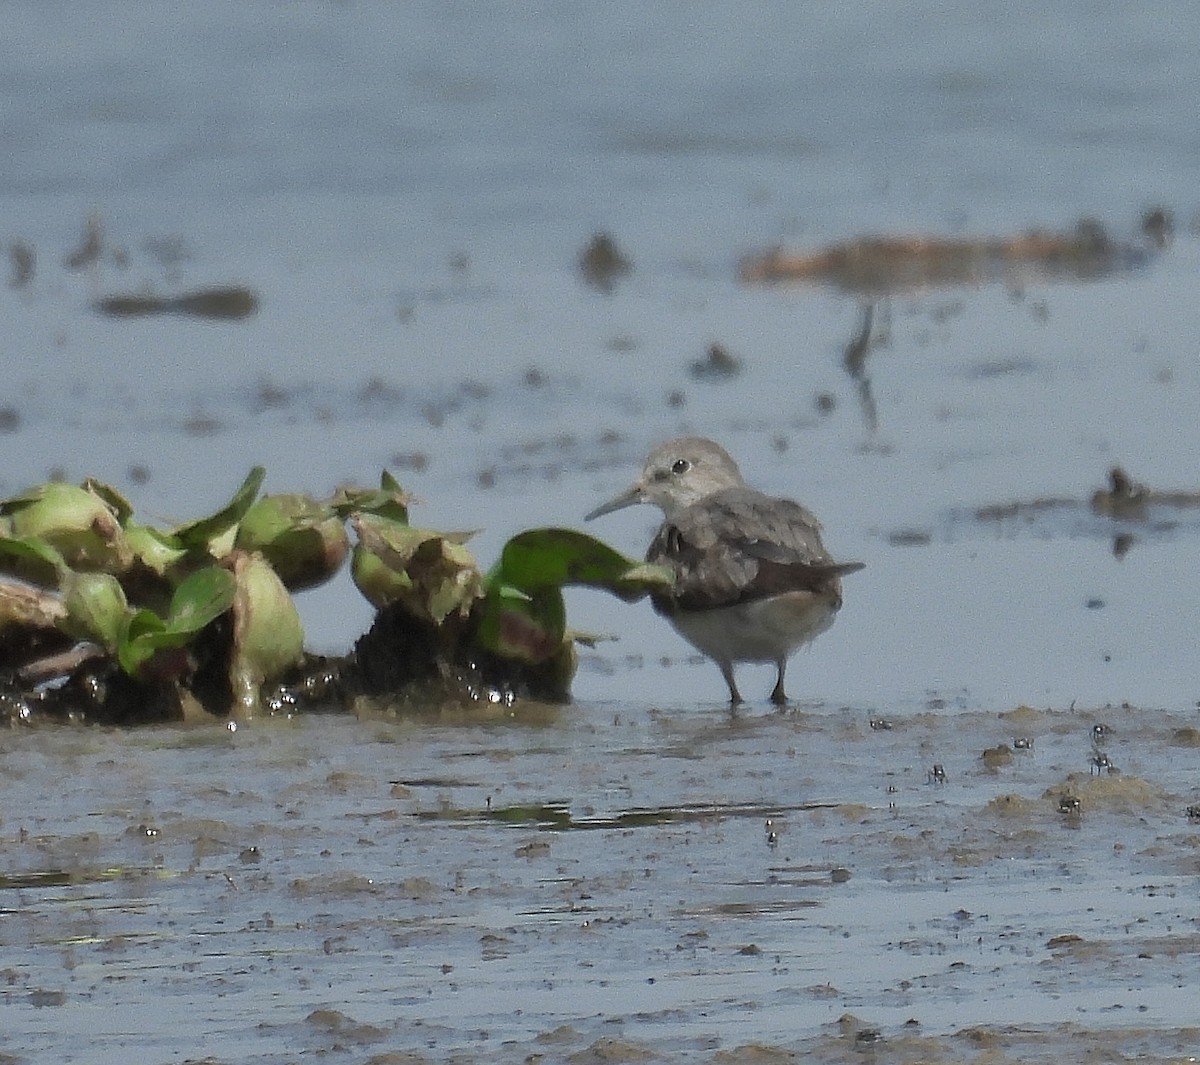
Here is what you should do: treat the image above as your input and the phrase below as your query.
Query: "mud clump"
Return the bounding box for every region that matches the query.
[347,602,573,709]
[1044,773,1163,816]
[579,232,632,293]
[985,793,1039,818]
[980,743,1014,770]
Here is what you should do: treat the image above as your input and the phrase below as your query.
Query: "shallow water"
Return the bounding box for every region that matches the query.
[4,2,1200,1060]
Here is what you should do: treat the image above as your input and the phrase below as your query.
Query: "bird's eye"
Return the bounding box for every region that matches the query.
[671,458,690,475]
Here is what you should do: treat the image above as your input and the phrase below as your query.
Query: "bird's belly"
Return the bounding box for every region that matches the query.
[665,591,838,664]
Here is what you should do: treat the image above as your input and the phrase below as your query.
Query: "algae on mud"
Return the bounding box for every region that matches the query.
[93,285,259,320]
[739,215,1163,293]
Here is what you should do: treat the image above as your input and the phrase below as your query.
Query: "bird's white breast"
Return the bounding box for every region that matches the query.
[665,590,839,665]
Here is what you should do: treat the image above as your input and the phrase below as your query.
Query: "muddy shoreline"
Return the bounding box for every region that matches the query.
[4,700,1200,1062]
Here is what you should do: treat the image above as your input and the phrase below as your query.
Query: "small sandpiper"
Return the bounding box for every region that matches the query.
[586,436,863,706]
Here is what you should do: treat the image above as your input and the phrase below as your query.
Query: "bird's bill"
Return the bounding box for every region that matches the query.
[584,482,644,521]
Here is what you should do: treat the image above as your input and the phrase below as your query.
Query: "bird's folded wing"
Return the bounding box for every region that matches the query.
[648,489,863,611]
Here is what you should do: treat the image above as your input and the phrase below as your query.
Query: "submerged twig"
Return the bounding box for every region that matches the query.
[17,643,106,685]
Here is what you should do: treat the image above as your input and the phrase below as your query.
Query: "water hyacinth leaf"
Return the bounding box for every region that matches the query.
[167,566,237,633]
[173,466,266,551]
[124,608,167,643]
[117,607,174,678]
[350,513,482,622]
[0,535,69,588]
[228,552,305,718]
[1,482,131,573]
[125,523,188,579]
[331,470,412,522]
[350,541,414,610]
[476,582,567,664]
[82,478,134,524]
[61,571,129,650]
[112,568,236,678]
[488,528,673,600]
[474,529,672,665]
[234,494,349,591]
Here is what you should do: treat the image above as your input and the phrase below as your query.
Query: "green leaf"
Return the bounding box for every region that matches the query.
[61,571,129,650]
[125,607,168,642]
[117,608,175,678]
[228,552,305,718]
[82,479,135,524]
[1,482,131,573]
[331,469,413,522]
[474,528,672,665]
[350,513,482,622]
[487,528,672,600]
[0,535,69,588]
[112,567,236,679]
[475,582,567,663]
[173,466,266,551]
[125,523,188,578]
[234,494,349,591]
[167,566,237,633]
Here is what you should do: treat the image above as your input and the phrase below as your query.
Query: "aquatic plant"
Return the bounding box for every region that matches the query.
[0,467,303,719]
[0,466,669,723]
[344,506,671,706]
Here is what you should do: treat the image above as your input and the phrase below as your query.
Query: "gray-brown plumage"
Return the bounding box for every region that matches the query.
[586,437,863,705]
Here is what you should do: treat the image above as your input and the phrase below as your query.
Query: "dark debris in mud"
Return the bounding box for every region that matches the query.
[10,211,260,322]
[1,603,572,727]
[9,240,35,288]
[94,285,258,321]
[908,466,1200,555]
[346,601,573,710]
[688,341,743,382]
[579,232,633,293]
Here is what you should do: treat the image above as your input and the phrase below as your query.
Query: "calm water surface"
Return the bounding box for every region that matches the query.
[3,3,1200,1060]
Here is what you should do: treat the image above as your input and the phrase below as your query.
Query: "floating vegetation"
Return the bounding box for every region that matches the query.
[0,467,670,724]
[740,217,1157,294]
[94,285,259,320]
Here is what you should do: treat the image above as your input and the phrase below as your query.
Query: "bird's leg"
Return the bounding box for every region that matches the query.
[770,660,788,706]
[720,662,743,706]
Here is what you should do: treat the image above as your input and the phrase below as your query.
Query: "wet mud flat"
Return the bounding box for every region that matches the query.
[2,699,1199,1064]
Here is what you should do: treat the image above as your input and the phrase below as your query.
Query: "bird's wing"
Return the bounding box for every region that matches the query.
[648,488,862,611]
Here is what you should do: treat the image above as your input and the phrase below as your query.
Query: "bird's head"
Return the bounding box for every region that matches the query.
[585,437,745,522]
